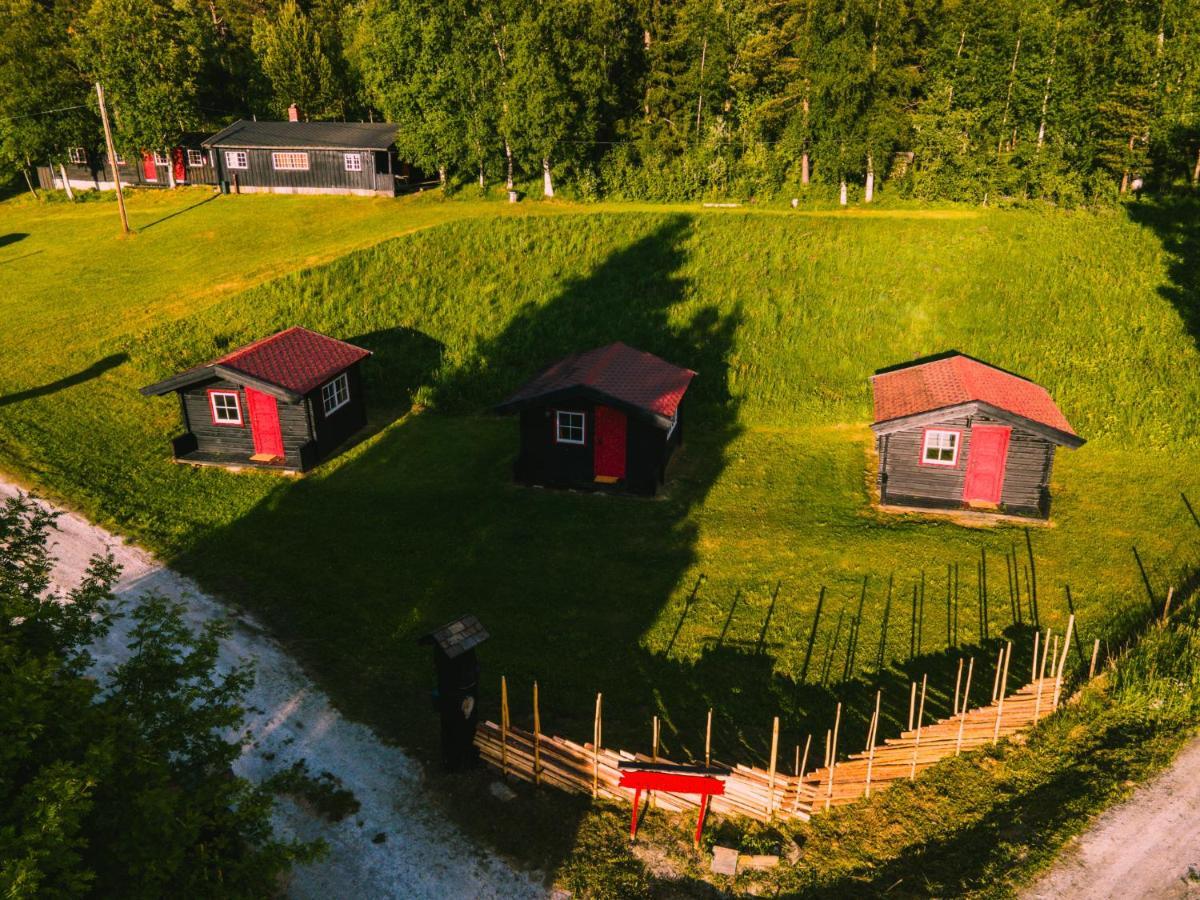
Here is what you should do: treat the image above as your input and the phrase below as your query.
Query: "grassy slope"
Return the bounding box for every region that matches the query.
[2,191,1199,892]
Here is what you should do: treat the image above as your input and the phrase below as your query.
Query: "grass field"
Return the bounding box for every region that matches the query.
[2,188,1199,893]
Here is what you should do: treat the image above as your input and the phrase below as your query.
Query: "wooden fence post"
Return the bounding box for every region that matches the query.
[908,681,917,732]
[705,708,713,768]
[825,702,842,811]
[1162,586,1175,623]
[865,690,882,797]
[592,692,602,798]
[953,658,964,719]
[501,675,509,777]
[767,717,780,816]
[533,680,541,786]
[1052,614,1075,709]
[1089,638,1100,679]
[993,641,1012,742]
[955,658,974,755]
[910,675,927,779]
[1034,629,1051,724]
[991,645,1004,704]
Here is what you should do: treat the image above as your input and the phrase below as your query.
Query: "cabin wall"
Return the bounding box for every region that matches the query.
[307,363,368,460]
[878,412,1056,517]
[179,377,313,468]
[212,146,395,196]
[49,147,217,191]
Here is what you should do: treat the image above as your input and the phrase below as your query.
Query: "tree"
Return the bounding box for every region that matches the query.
[0,493,318,897]
[74,0,210,174]
[252,0,341,119]
[0,0,93,195]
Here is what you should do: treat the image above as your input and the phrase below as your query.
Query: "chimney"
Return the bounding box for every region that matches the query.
[288,103,299,122]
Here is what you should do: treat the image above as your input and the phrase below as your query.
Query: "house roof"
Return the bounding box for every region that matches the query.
[140,327,371,403]
[495,342,696,428]
[870,353,1082,446]
[202,120,398,151]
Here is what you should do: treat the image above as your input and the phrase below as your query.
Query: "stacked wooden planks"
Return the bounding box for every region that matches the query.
[474,722,818,823]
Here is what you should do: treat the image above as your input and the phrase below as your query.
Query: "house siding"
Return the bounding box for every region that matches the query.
[212,147,394,196]
[180,377,314,469]
[45,146,218,191]
[878,412,1056,517]
[307,363,368,460]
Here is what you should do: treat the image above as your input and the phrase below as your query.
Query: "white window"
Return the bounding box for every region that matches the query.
[922,429,959,466]
[68,147,86,164]
[209,391,242,426]
[187,149,205,167]
[344,153,362,172]
[225,150,248,170]
[272,151,309,171]
[321,373,350,415]
[555,410,585,445]
[113,153,126,165]
[153,150,170,166]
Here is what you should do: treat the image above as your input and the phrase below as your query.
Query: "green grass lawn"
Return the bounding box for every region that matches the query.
[2,189,1199,892]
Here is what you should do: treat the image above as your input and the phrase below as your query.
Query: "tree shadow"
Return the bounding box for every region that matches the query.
[0,232,29,248]
[345,326,444,423]
[0,353,129,407]
[1126,193,1200,349]
[137,193,219,232]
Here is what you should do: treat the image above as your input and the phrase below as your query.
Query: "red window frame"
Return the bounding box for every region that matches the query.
[553,409,586,445]
[918,426,963,468]
[207,389,244,427]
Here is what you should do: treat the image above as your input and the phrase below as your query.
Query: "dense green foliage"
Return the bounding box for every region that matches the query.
[0,494,316,897]
[3,0,1200,201]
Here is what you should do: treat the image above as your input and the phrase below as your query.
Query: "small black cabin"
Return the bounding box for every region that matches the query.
[41,134,218,193]
[140,327,371,472]
[203,115,403,197]
[871,353,1084,518]
[496,343,695,496]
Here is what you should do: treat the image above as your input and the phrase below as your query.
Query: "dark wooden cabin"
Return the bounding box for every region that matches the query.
[495,343,695,496]
[140,327,371,473]
[870,353,1084,518]
[203,116,404,197]
[40,134,218,193]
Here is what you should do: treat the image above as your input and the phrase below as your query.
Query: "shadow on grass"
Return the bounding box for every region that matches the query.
[138,193,219,231]
[1126,193,1200,348]
[0,353,129,408]
[0,232,29,248]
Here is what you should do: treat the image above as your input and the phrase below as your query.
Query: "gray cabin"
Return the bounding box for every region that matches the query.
[140,327,371,473]
[203,111,405,197]
[870,353,1084,518]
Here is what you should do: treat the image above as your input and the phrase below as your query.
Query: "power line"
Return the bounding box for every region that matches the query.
[0,104,91,123]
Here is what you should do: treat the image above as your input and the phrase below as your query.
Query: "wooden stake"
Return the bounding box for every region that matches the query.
[705,708,713,768]
[1162,586,1175,623]
[1034,630,1050,724]
[1031,630,1040,684]
[825,702,842,811]
[991,645,1004,703]
[766,717,780,815]
[955,658,974,755]
[864,691,881,797]
[533,680,541,786]
[501,675,510,777]
[993,641,1012,742]
[953,658,964,718]
[793,734,812,816]
[1053,614,1075,709]
[1089,638,1100,679]
[592,693,602,798]
[650,715,660,810]
[824,728,832,769]
[909,675,927,780]
[908,681,917,732]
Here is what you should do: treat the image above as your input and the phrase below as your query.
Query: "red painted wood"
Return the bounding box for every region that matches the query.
[141,152,157,181]
[593,405,627,479]
[245,388,284,458]
[172,148,186,183]
[617,771,726,794]
[629,788,642,839]
[963,425,1011,504]
[694,793,709,847]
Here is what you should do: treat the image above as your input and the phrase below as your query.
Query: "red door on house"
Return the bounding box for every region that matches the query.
[963,425,1011,505]
[141,152,157,181]
[593,406,627,481]
[245,388,285,459]
[172,148,187,183]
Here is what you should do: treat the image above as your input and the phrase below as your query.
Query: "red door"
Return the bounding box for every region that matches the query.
[141,152,157,181]
[245,388,285,459]
[593,406,627,480]
[172,147,187,183]
[963,425,1011,505]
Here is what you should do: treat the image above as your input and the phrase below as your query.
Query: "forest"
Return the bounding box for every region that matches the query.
[2,0,1199,204]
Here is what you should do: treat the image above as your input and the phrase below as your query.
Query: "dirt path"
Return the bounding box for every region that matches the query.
[0,479,544,900]
[1024,734,1200,900]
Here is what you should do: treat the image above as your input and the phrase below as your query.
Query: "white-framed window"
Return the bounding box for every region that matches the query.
[921,428,960,466]
[153,150,170,166]
[321,373,350,416]
[208,390,243,426]
[187,149,205,167]
[555,410,585,445]
[344,153,362,172]
[272,151,309,171]
[225,150,248,170]
[113,152,126,165]
[68,147,86,164]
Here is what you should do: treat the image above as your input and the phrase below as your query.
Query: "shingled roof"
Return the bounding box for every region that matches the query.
[495,342,696,428]
[870,353,1082,445]
[140,327,370,402]
[203,120,398,151]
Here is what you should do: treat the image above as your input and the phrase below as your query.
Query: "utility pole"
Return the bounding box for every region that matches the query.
[95,82,129,235]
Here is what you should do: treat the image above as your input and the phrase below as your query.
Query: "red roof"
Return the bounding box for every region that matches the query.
[871,354,1077,437]
[499,343,695,422]
[215,327,370,395]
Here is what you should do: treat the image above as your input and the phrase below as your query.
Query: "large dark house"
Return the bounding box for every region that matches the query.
[496,342,695,496]
[140,327,371,473]
[39,134,218,192]
[203,112,404,196]
[870,353,1084,518]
